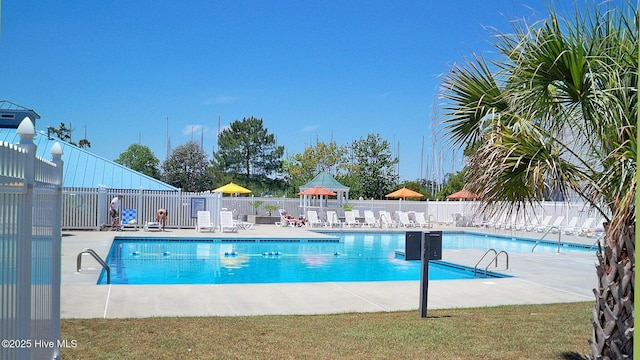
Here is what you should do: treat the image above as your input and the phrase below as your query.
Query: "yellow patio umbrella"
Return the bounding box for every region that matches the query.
[213,182,252,195]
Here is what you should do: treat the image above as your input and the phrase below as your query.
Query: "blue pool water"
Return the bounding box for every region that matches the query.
[99,232,593,285]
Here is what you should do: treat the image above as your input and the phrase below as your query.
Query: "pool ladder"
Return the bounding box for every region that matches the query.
[474,248,509,277]
[77,248,110,284]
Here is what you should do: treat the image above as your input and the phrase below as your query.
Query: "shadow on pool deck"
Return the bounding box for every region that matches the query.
[62,225,598,318]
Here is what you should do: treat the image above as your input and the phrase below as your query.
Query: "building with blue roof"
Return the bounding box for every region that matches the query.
[0,100,177,191]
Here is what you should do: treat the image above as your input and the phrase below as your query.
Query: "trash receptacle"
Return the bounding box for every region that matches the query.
[405,231,423,260]
[428,231,442,260]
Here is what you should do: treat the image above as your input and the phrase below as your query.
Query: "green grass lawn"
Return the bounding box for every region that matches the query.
[61,302,592,359]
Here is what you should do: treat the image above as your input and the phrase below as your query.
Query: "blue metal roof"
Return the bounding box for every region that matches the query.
[0,128,178,191]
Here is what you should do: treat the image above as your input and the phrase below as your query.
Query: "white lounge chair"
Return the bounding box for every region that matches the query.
[413,212,431,228]
[363,210,378,227]
[144,221,162,231]
[561,216,580,234]
[326,211,342,227]
[379,211,395,228]
[534,215,553,232]
[344,210,360,227]
[219,211,239,233]
[397,211,414,227]
[574,217,595,236]
[549,216,565,233]
[306,210,324,227]
[196,211,215,232]
[583,218,606,237]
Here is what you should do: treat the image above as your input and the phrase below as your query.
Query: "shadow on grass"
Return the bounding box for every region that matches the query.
[560,351,588,360]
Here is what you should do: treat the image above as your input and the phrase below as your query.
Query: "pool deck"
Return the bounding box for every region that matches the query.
[62,225,601,319]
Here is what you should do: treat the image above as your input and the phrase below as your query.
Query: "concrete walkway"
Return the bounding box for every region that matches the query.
[62,225,600,318]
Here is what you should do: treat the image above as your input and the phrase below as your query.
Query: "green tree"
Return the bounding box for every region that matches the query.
[436,171,465,200]
[440,3,636,357]
[288,140,348,190]
[349,134,399,199]
[162,141,211,192]
[115,144,161,179]
[48,122,91,148]
[214,117,284,188]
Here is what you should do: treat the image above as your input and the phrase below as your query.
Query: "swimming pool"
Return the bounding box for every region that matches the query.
[99,232,593,285]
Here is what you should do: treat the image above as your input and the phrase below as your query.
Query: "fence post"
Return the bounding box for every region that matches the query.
[97,185,107,229]
[50,142,64,359]
[16,117,35,358]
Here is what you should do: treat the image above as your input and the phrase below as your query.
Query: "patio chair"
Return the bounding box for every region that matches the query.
[306,210,324,227]
[379,211,396,228]
[326,211,342,228]
[396,211,414,227]
[547,216,565,233]
[534,215,553,232]
[120,209,138,231]
[363,210,378,227]
[344,210,360,227]
[560,216,581,235]
[219,210,239,233]
[196,211,215,232]
[413,212,431,228]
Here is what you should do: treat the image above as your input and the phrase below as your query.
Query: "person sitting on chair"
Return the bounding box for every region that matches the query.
[156,208,167,231]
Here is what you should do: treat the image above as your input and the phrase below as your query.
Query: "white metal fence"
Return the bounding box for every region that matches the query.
[1,118,63,360]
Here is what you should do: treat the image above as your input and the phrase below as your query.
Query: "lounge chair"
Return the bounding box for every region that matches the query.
[144,221,162,231]
[277,209,302,227]
[396,211,414,227]
[583,218,605,237]
[344,210,360,227]
[196,211,215,232]
[219,211,239,233]
[524,217,540,232]
[534,215,553,232]
[326,211,342,227]
[413,212,431,228]
[306,210,324,227]
[363,210,378,227]
[560,216,580,234]
[379,211,396,228]
[120,209,138,231]
[574,217,595,236]
[546,216,565,233]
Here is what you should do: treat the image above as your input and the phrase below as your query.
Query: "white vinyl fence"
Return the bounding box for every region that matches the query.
[61,187,601,232]
[1,118,63,360]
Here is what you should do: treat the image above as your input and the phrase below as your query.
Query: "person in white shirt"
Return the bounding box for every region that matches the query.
[110,194,123,230]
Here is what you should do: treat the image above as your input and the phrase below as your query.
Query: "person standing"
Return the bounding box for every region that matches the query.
[110,194,123,230]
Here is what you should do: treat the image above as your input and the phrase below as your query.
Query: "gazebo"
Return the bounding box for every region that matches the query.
[299,172,349,215]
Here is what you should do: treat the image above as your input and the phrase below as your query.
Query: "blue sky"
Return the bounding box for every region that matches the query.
[0,1,601,182]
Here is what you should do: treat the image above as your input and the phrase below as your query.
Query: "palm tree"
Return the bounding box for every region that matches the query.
[440,3,636,358]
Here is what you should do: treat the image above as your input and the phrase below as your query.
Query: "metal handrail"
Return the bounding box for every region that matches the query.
[77,248,110,284]
[484,251,509,277]
[474,248,497,276]
[531,226,561,253]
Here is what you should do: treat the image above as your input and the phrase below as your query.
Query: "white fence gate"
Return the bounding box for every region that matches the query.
[1,118,64,360]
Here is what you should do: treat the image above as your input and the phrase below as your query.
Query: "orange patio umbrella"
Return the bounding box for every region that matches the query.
[385,187,424,200]
[299,186,336,197]
[447,189,479,200]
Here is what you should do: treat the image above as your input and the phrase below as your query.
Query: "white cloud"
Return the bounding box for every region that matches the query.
[182,124,208,136]
[202,96,239,105]
[301,125,319,132]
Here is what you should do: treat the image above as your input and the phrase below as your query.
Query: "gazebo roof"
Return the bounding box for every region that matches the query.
[300,172,349,191]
